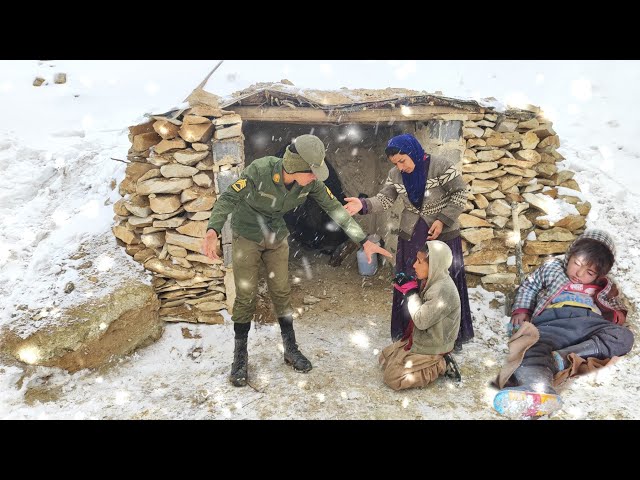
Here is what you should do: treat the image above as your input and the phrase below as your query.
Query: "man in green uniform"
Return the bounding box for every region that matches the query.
[202,134,392,387]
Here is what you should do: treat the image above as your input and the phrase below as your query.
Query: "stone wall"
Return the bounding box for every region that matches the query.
[113,105,243,323]
[416,109,588,290]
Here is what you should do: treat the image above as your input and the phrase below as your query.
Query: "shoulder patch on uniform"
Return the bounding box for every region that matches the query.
[231,178,247,192]
[273,173,280,184]
[325,186,335,199]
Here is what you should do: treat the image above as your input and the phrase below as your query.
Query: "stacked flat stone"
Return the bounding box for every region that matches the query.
[113,105,244,323]
[418,107,588,289]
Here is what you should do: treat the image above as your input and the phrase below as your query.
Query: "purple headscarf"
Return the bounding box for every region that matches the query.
[387,134,426,207]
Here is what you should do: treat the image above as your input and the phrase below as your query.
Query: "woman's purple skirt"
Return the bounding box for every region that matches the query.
[391,218,474,343]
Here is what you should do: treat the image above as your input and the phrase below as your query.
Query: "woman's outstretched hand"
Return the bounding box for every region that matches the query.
[343,197,363,216]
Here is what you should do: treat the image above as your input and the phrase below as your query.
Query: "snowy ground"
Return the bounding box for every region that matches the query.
[2,256,638,420]
[1,60,639,419]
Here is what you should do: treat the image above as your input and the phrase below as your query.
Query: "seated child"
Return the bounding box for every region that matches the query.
[379,240,461,390]
[494,229,634,418]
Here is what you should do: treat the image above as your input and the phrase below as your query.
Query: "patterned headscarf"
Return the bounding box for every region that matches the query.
[387,134,426,207]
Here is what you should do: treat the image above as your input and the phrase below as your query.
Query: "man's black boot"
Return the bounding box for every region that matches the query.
[278,315,312,373]
[230,322,250,387]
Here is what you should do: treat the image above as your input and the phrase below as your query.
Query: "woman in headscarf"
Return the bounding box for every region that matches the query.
[344,133,473,350]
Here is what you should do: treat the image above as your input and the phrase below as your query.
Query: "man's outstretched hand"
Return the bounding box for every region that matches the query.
[202,229,221,260]
[362,240,393,263]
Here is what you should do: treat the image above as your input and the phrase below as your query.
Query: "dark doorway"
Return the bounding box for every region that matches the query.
[241,120,408,256]
[283,158,349,254]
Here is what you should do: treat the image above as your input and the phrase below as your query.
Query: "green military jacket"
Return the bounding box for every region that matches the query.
[207,156,367,244]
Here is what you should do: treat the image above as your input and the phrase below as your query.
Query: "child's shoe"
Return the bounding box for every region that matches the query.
[493,385,562,418]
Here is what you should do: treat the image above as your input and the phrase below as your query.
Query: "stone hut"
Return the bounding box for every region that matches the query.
[114,82,588,324]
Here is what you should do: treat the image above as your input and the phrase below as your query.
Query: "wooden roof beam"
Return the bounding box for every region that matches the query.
[232,105,483,125]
